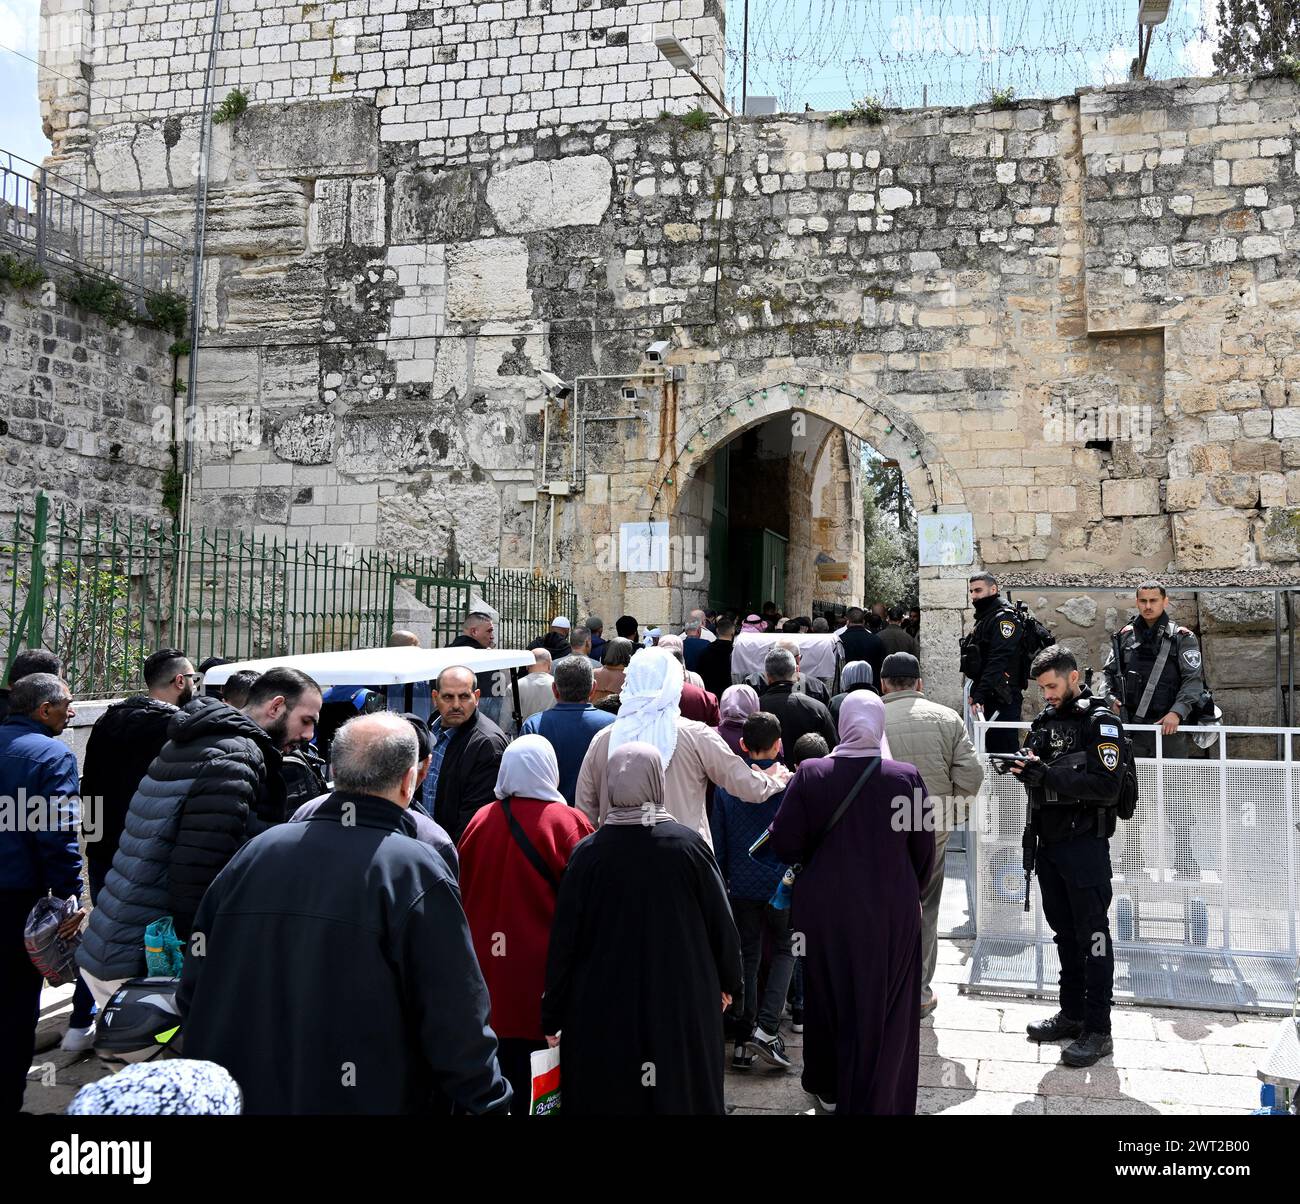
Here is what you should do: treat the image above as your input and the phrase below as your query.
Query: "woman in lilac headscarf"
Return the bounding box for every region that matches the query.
[767,690,934,1116]
[716,684,761,757]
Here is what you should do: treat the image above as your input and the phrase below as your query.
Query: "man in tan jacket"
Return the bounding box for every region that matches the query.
[879,652,986,1016]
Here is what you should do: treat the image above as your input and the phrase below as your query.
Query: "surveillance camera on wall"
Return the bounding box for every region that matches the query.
[621,385,641,401]
[539,370,572,400]
[645,340,671,363]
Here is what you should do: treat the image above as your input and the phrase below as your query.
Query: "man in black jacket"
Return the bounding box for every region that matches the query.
[179,711,511,1115]
[424,665,509,842]
[78,666,322,1003]
[838,607,885,685]
[697,617,736,698]
[448,610,505,726]
[962,572,1024,754]
[1011,646,1128,1069]
[168,667,322,938]
[759,646,838,768]
[64,648,196,1049]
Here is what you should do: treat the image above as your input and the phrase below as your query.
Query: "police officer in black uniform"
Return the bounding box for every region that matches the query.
[961,571,1024,754]
[1007,645,1130,1068]
[1101,579,1205,877]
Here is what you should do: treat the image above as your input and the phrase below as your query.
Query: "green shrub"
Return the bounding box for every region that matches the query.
[0,253,48,290]
[828,96,885,128]
[990,86,1016,110]
[64,272,132,326]
[145,290,188,337]
[211,88,249,125]
[682,106,710,131]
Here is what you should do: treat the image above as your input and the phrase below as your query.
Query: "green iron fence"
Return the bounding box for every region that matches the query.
[1,494,577,697]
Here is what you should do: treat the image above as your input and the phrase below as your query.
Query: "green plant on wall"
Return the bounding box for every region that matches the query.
[0,252,48,291]
[211,88,249,125]
[145,290,188,338]
[64,272,133,326]
[827,96,885,129]
[990,86,1016,109]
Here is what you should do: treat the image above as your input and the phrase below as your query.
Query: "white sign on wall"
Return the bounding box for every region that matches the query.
[918,512,975,566]
[619,521,670,572]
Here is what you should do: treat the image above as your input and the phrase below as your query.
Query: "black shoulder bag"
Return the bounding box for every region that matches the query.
[501,799,561,893]
[803,756,883,868]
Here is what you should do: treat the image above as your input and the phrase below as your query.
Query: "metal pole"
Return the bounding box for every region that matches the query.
[1277,589,1284,759]
[741,0,749,117]
[176,0,226,628]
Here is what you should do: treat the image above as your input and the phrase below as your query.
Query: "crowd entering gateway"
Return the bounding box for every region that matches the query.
[2,575,1216,1114]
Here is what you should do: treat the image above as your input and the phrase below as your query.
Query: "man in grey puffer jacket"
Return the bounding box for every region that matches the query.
[77,668,320,1007]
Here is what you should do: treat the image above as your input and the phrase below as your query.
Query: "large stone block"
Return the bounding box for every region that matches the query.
[1172,511,1252,569]
[391,167,483,243]
[486,155,613,233]
[1260,507,1300,561]
[445,238,533,322]
[271,411,335,465]
[1101,477,1159,516]
[236,98,379,177]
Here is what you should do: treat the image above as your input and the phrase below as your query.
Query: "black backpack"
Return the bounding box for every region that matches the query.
[1009,598,1055,689]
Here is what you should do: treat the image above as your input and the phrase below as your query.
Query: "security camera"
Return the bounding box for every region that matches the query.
[539,370,572,400]
[621,385,641,402]
[645,340,671,363]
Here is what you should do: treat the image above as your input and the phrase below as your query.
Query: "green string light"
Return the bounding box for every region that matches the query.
[747,397,755,406]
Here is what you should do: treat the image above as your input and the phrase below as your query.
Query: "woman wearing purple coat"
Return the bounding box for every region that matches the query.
[768,691,934,1115]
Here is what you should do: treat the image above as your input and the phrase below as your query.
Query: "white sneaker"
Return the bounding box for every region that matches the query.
[61,1024,95,1053]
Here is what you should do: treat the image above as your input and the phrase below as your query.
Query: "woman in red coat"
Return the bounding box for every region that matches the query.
[458,734,594,1114]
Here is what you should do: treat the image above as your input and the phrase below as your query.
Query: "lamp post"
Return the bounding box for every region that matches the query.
[654,26,733,117]
[1133,0,1171,80]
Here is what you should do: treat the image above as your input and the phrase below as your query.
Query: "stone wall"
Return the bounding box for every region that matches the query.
[33,0,1300,711]
[44,0,725,169]
[0,282,174,518]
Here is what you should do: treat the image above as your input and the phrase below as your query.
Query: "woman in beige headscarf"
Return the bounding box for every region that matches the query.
[574,648,789,846]
[542,741,742,1114]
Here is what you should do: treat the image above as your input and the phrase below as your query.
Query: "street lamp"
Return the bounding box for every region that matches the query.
[1132,1,1170,80]
[654,25,733,117]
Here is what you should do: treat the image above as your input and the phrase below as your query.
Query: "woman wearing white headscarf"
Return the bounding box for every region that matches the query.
[458,735,594,1114]
[543,741,742,1114]
[767,691,933,1116]
[574,648,790,846]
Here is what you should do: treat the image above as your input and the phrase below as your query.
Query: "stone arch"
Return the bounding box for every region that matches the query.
[627,365,976,708]
[638,364,969,521]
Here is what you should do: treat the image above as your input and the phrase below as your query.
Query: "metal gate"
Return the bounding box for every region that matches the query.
[964,722,1300,1014]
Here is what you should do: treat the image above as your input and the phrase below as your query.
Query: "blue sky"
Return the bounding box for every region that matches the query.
[1,1,1224,168]
[0,0,47,166]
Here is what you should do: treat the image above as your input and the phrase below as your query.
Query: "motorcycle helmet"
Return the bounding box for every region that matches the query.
[1190,703,1224,750]
[94,976,183,1064]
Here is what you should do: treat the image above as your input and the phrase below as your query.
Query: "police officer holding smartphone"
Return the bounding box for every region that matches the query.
[1004,645,1131,1068]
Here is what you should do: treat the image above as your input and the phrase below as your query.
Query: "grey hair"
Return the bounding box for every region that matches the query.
[331,713,418,794]
[602,637,634,667]
[9,672,69,714]
[684,616,702,632]
[554,656,594,702]
[777,637,801,661]
[532,647,553,668]
[764,646,798,681]
[569,625,591,649]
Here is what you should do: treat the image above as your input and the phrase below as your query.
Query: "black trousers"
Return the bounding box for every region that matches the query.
[983,691,1024,754]
[1,889,44,1113]
[1036,835,1113,1035]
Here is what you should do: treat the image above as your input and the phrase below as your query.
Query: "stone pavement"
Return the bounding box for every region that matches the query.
[22,851,1282,1115]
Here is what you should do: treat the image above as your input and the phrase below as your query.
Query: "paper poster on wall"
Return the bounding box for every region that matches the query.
[918,512,975,566]
[619,522,670,572]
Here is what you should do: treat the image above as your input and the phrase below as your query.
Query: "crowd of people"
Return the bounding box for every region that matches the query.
[2,589,1071,1118]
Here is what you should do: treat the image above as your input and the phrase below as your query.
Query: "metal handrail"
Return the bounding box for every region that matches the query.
[0,147,186,305]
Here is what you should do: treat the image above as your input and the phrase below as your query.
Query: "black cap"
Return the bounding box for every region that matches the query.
[881,652,920,679]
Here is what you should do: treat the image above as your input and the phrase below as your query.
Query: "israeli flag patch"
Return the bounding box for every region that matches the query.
[1100,723,1120,737]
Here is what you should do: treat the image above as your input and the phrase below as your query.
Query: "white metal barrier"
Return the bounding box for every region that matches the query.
[963,721,1300,1015]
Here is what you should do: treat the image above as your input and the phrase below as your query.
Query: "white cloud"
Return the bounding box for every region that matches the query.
[0,0,40,54]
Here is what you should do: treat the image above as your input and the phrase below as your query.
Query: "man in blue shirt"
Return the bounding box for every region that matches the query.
[520,658,614,807]
[0,672,83,1114]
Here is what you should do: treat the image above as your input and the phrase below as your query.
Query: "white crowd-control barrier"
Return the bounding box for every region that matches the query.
[962,722,1300,1015]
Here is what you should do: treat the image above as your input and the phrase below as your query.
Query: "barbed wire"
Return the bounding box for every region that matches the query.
[726,0,1221,112]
